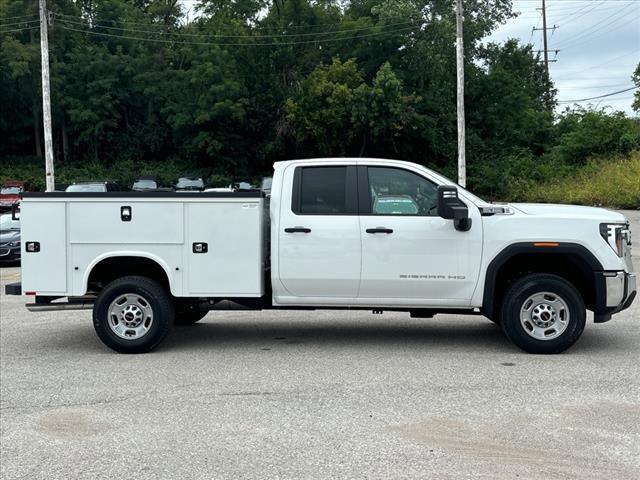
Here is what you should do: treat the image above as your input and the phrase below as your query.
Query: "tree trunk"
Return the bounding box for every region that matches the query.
[359,133,367,157]
[61,115,69,161]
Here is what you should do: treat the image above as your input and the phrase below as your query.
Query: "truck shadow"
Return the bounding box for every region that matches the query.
[161,317,633,355]
[162,317,512,353]
[27,314,631,355]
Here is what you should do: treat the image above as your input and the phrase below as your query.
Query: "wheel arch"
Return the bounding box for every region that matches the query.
[481,242,603,320]
[84,252,176,296]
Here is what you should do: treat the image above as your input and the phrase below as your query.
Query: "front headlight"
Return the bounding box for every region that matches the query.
[600,223,629,257]
[7,241,20,247]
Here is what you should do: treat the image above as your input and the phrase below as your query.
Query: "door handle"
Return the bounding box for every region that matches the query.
[366,227,393,234]
[284,227,311,233]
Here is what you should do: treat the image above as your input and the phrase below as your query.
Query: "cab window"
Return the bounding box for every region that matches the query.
[293,166,357,215]
[367,167,438,216]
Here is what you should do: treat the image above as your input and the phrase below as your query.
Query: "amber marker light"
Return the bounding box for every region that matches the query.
[533,242,559,247]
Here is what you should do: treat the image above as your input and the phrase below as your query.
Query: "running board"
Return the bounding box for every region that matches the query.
[26,296,95,312]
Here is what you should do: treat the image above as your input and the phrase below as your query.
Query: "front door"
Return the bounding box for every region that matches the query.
[358,165,482,305]
[276,164,361,299]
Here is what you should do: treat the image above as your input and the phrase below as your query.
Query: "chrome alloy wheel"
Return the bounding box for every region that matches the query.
[519,292,570,341]
[107,293,154,340]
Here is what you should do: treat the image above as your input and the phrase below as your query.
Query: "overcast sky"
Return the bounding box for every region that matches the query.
[487,0,639,114]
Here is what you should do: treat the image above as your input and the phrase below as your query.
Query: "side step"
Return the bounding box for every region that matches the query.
[26,296,95,312]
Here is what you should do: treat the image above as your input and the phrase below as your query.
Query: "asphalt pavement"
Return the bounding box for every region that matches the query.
[1,212,638,479]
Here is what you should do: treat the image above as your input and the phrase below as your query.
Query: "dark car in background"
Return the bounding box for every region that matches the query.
[0,213,20,264]
[66,181,126,192]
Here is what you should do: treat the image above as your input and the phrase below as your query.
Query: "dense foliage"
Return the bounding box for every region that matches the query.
[1,0,638,200]
[520,150,640,209]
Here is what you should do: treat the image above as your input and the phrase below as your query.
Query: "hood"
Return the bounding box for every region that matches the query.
[510,203,627,223]
[0,230,20,244]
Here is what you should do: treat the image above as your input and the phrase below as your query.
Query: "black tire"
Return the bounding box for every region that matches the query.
[500,273,586,354]
[93,275,174,353]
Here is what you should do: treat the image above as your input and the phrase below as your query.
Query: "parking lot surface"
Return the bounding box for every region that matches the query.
[1,212,638,479]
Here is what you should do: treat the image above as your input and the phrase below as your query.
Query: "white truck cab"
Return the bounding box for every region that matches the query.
[6,158,636,354]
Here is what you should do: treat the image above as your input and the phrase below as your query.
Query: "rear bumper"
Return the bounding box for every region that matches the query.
[594,271,637,323]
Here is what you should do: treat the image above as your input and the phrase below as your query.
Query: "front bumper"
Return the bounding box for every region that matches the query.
[594,271,637,323]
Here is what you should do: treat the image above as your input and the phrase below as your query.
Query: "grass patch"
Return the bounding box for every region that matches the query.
[511,151,640,209]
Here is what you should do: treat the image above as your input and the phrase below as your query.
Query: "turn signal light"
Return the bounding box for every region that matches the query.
[533,242,559,247]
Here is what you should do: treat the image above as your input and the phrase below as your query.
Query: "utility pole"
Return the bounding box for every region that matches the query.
[39,0,55,192]
[532,0,559,97]
[455,0,466,187]
[541,0,549,78]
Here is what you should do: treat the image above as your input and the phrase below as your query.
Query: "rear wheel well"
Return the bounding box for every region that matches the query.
[87,257,170,294]
[486,252,596,319]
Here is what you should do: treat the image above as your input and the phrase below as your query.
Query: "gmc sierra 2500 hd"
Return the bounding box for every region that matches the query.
[5,158,636,354]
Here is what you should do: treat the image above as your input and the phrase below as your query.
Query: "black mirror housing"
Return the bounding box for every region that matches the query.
[437,185,472,232]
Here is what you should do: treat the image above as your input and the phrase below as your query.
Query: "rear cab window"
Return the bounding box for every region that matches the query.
[292,166,357,215]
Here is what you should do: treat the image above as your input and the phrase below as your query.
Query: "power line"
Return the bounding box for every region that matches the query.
[559,14,640,50]
[552,51,640,77]
[0,19,39,28]
[56,22,423,46]
[53,15,426,39]
[52,10,426,32]
[554,0,605,26]
[0,25,40,34]
[0,13,38,21]
[555,2,637,48]
[557,86,637,102]
[559,82,634,89]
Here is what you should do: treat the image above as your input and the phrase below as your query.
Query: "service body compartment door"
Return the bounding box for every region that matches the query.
[21,201,67,294]
[186,200,264,296]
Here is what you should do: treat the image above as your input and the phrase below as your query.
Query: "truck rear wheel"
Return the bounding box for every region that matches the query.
[500,273,586,354]
[93,276,174,353]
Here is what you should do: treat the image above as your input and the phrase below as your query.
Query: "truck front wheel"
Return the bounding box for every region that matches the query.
[500,273,586,354]
[93,276,174,353]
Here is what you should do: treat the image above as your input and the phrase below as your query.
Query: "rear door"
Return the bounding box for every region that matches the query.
[277,164,361,298]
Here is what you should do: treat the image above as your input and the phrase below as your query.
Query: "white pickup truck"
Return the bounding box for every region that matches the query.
[6,158,636,354]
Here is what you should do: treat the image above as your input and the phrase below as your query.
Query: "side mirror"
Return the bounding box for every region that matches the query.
[437,185,472,232]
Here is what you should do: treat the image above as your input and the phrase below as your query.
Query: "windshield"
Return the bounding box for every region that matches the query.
[176,178,203,189]
[0,214,20,231]
[66,184,106,192]
[1,187,21,195]
[133,179,157,190]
